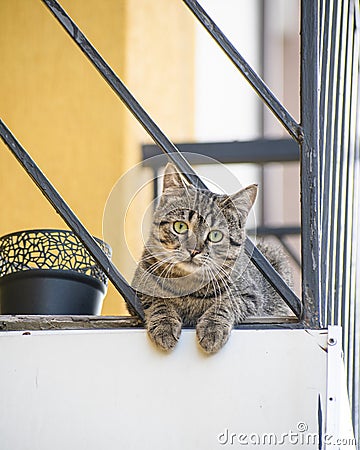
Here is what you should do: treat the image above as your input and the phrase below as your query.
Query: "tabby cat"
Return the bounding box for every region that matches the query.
[131,163,292,353]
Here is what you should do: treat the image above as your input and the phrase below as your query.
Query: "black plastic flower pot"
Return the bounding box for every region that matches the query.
[0,229,111,315]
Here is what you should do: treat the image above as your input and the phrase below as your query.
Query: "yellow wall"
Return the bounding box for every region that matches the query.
[0,0,195,314]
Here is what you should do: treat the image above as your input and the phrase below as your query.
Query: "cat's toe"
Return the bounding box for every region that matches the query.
[147,320,182,351]
[196,321,231,354]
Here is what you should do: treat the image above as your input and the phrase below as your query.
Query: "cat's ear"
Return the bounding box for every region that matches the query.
[162,163,185,191]
[228,184,258,225]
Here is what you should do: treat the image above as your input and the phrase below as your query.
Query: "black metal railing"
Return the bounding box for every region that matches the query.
[319,0,360,439]
[1,0,303,320]
[142,139,300,167]
[300,0,322,328]
[1,0,359,438]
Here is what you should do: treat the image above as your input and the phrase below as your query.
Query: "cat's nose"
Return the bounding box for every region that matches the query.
[190,249,201,258]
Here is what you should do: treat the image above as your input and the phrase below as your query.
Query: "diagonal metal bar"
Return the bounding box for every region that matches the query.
[244,240,302,317]
[0,120,145,322]
[40,0,302,319]
[183,0,303,144]
[41,0,205,191]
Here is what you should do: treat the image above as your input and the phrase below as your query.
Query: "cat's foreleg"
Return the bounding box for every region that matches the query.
[196,303,235,353]
[145,301,182,351]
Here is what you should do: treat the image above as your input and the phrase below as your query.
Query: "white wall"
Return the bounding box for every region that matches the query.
[194,0,261,142]
[0,329,328,450]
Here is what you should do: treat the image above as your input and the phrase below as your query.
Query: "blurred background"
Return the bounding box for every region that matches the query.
[0,0,301,315]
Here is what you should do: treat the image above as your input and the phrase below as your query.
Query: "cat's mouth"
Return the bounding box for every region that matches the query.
[176,259,203,274]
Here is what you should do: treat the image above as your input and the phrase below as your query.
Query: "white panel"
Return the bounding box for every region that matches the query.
[326,326,356,449]
[0,329,327,450]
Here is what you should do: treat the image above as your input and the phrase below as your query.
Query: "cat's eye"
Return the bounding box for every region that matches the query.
[207,230,223,243]
[173,221,188,234]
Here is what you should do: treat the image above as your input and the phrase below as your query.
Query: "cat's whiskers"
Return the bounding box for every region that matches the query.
[139,255,178,290]
[145,255,182,298]
[141,253,168,263]
[142,245,187,265]
[221,261,247,281]
[203,264,225,315]
[210,260,232,280]
[159,263,182,295]
[199,267,211,298]
[204,260,234,307]
[209,259,234,287]
[204,263,222,300]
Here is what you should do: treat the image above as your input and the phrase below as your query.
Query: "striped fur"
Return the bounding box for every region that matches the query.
[131,164,292,353]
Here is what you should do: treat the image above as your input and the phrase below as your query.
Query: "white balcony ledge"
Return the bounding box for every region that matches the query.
[0,326,355,449]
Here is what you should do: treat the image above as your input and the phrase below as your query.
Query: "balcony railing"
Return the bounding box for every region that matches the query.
[0,0,359,440]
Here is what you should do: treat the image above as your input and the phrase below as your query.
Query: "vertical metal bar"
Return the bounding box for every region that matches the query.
[300,0,321,327]
[318,0,327,326]
[332,0,348,329]
[326,2,342,325]
[319,0,333,327]
[324,0,340,327]
[337,0,351,377]
[352,165,360,446]
[319,0,347,329]
[258,0,267,228]
[349,0,360,439]
[327,0,348,327]
[344,10,357,413]
[319,0,325,76]
[322,0,343,328]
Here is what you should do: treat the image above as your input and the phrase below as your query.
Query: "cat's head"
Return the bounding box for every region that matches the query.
[144,163,257,284]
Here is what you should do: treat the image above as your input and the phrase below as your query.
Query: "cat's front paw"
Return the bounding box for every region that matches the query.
[196,319,232,354]
[147,318,182,351]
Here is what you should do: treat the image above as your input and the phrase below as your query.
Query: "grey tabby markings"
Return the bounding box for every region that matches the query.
[131,163,292,353]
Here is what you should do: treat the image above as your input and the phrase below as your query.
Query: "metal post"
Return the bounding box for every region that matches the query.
[300,0,321,328]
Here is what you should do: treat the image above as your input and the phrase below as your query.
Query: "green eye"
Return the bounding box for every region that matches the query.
[207,230,223,243]
[173,221,188,234]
